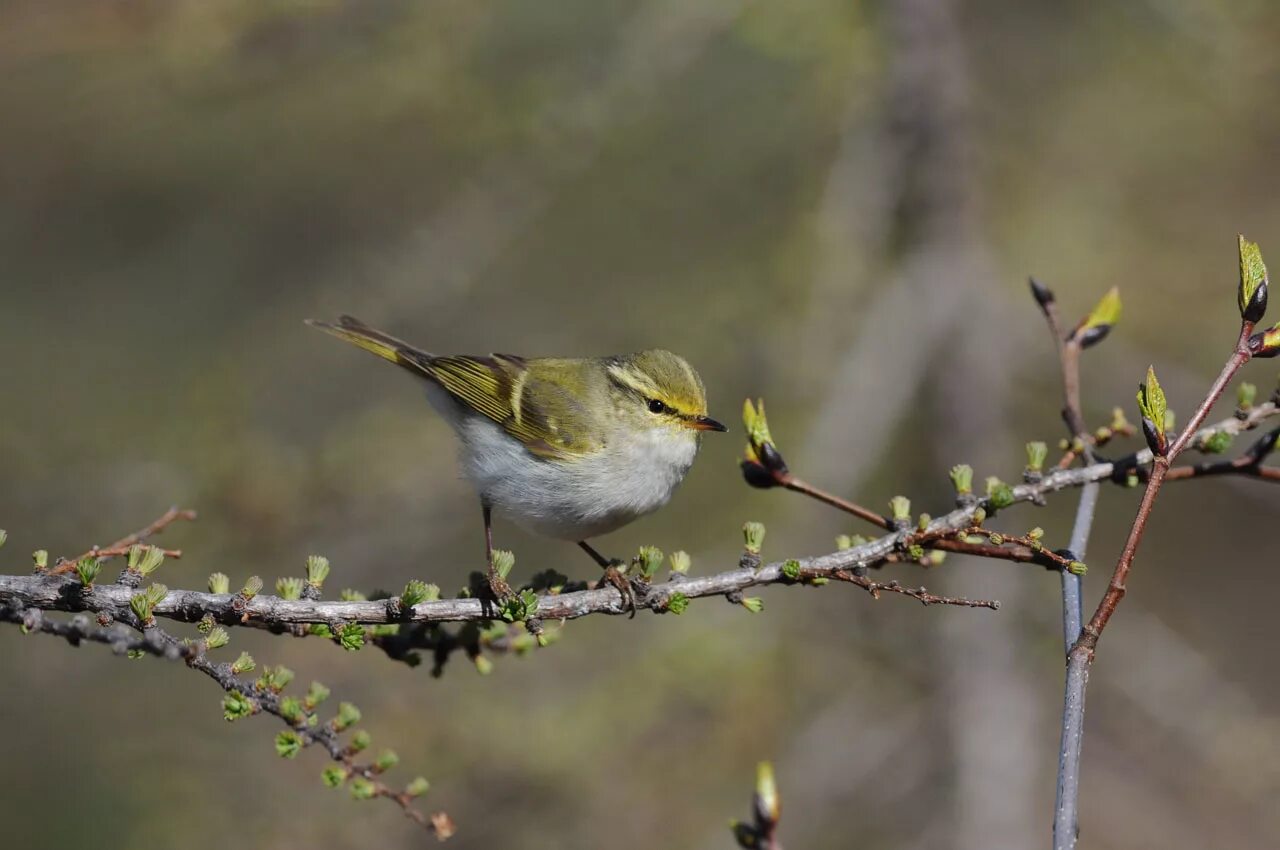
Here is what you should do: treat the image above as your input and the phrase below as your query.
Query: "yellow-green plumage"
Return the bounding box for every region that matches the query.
[306,315,719,461]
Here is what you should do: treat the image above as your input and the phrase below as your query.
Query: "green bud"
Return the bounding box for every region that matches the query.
[1028,527,1044,541]
[399,579,438,608]
[0,530,6,549]
[339,588,367,602]
[129,592,154,625]
[1110,407,1131,431]
[668,551,691,574]
[907,544,925,561]
[1200,430,1233,454]
[276,577,304,601]
[1025,441,1048,473]
[511,633,536,655]
[374,749,399,773]
[740,597,764,614]
[1238,382,1258,410]
[308,623,333,638]
[305,555,331,588]
[275,730,303,759]
[144,582,167,606]
[970,506,987,526]
[305,681,331,709]
[334,702,362,731]
[988,533,1004,546]
[755,761,780,823]
[1136,366,1169,454]
[473,655,494,676]
[336,623,365,651]
[666,592,690,615]
[231,652,255,674]
[1072,286,1122,349]
[32,550,48,570]
[349,730,372,752]
[1068,561,1088,576]
[405,776,430,797]
[1239,234,1269,323]
[321,765,348,788]
[834,534,853,550]
[926,550,947,567]
[782,559,802,581]
[257,664,294,692]
[916,513,931,531]
[889,496,911,521]
[241,576,263,598]
[349,777,376,801]
[133,547,163,573]
[222,690,253,721]
[207,572,230,594]
[742,522,766,555]
[279,696,305,724]
[950,464,974,494]
[636,546,664,579]
[985,477,1015,510]
[742,398,776,460]
[491,549,516,580]
[204,626,230,650]
[75,557,101,587]
[499,589,539,623]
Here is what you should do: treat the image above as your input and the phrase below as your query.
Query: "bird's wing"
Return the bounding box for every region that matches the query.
[424,355,602,461]
[307,316,598,461]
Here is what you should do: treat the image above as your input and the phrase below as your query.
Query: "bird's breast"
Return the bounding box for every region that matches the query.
[457,419,699,540]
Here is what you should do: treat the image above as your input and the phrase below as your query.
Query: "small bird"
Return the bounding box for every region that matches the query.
[306,315,726,602]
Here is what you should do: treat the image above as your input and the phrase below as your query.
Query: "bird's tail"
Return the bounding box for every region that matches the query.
[305,315,434,373]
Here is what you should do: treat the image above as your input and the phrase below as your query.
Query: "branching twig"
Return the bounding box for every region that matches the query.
[46,507,196,575]
[3,598,453,837]
[5,404,1276,637]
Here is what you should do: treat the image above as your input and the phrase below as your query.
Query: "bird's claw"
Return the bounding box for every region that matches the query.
[486,567,514,606]
[602,563,638,618]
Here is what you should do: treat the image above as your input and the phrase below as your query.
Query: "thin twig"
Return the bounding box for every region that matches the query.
[0,601,452,838]
[778,474,892,529]
[1055,322,1255,850]
[826,568,1000,609]
[48,507,196,574]
[1033,278,1104,850]
[1077,326,1253,652]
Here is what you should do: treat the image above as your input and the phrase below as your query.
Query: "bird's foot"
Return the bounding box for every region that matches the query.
[600,560,638,618]
[486,567,514,606]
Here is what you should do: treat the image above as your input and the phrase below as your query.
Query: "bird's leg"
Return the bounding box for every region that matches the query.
[483,503,512,603]
[578,540,636,617]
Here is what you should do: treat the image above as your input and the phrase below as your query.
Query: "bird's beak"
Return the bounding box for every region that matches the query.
[687,415,728,432]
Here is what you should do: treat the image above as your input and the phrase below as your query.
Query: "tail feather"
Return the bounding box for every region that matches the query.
[305,316,435,373]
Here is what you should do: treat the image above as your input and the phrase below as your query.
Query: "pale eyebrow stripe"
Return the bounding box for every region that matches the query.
[606,364,660,398]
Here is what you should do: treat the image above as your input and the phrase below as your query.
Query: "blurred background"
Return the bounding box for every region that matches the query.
[2,1,1279,848]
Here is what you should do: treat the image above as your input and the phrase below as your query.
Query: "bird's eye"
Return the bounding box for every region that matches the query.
[647,398,667,414]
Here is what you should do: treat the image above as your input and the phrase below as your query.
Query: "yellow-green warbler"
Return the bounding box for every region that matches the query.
[307,316,725,597]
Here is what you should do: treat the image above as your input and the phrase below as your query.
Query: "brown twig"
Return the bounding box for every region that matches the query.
[48,507,196,574]
[777,473,892,529]
[1075,324,1254,654]
[826,568,1000,609]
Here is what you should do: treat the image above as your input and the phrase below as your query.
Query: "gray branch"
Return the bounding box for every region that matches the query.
[4,402,1271,631]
